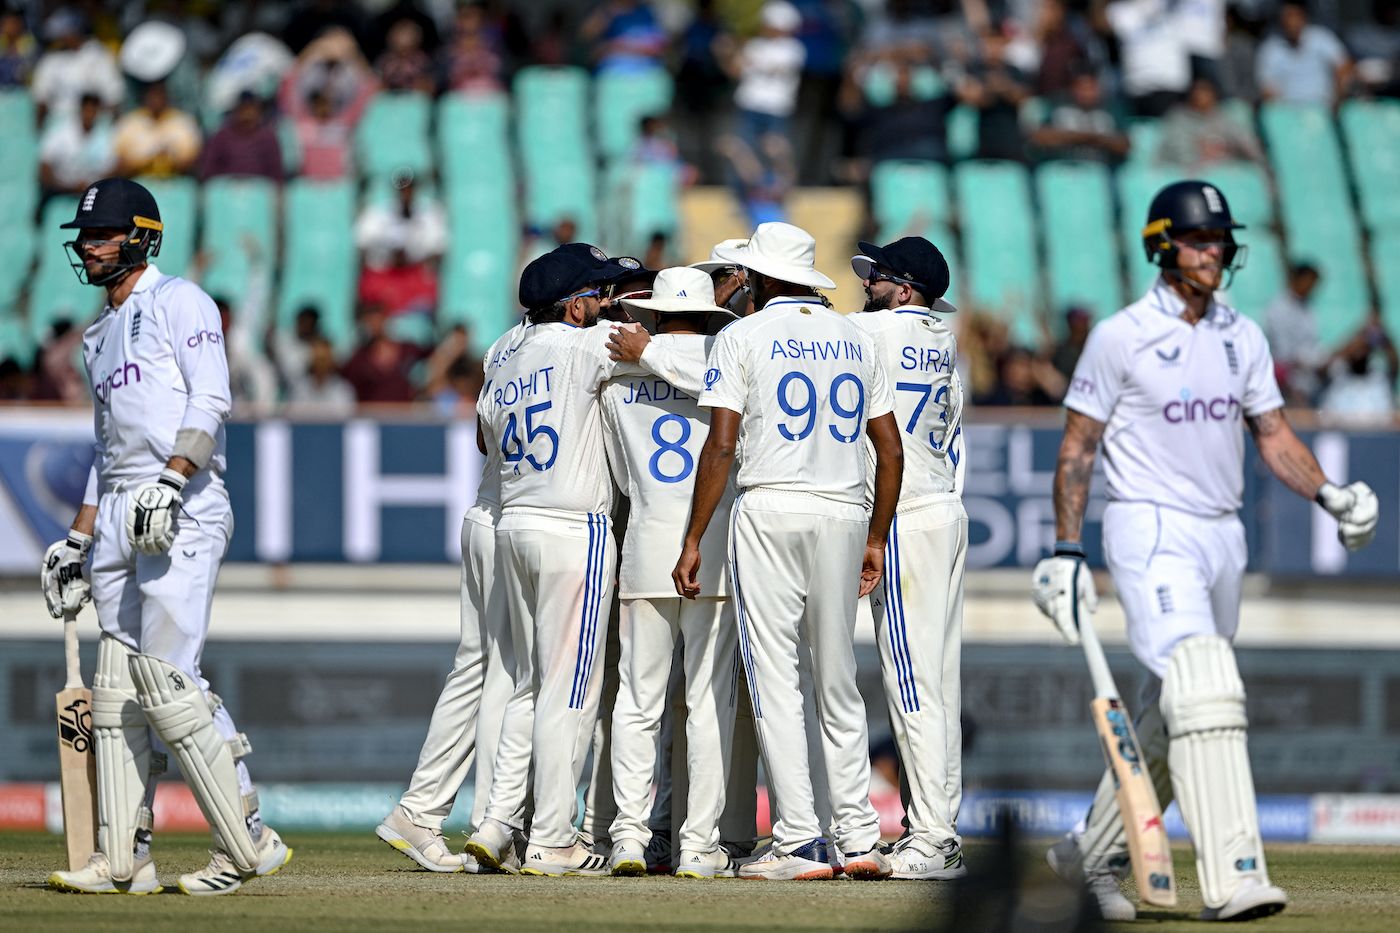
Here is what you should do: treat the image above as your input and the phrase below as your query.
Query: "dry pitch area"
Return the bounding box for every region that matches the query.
[3,832,1398,932]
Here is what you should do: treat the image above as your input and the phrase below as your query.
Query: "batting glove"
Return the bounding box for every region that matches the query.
[127,468,187,556]
[41,530,92,619]
[1317,481,1379,551]
[1031,541,1098,646]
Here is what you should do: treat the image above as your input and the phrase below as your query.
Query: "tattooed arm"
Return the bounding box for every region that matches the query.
[1246,406,1328,499]
[1054,409,1107,542]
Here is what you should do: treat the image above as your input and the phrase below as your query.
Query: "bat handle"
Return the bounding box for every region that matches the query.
[1077,607,1120,701]
[62,612,83,690]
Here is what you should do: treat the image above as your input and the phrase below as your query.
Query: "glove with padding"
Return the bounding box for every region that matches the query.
[41,530,93,618]
[1032,541,1098,646]
[127,468,187,556]
[1317,481,1379,551]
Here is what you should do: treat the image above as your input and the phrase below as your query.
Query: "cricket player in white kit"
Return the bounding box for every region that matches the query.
[848,237,969,880]
[41,178,291,896]
[1034,181,1379,922]
[600,267,741,878]
[674,223,905,881]
[467,246,699,876]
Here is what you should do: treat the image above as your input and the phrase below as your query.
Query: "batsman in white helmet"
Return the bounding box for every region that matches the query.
[41,178,291,896]
[1034,180,1379,922]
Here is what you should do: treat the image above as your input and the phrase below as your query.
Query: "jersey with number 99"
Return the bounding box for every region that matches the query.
[699,298,895,506]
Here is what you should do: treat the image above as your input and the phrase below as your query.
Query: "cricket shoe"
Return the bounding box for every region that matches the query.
[178,827,292,896]
[675,848,740,879]
[738,839,834,881]
[465,818,517,873]
[520,841,610,876]
[842,847,893,880]
[1084,869,1136,923]
[375,805,463,873]
[1200,878,1287,922]
[889,839,968,880]
[645,828,673,874]
[48,851,162,895]
[609,839,647,876]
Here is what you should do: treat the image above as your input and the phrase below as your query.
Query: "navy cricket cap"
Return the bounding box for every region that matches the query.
[60,177,163,232]
[851,237,957,314]
[519,243,618,309]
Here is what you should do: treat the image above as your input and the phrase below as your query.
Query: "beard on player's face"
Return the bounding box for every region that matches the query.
[862,282,896,313]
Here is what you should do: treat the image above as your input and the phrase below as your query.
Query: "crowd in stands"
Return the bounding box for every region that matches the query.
[0,0,1396,420]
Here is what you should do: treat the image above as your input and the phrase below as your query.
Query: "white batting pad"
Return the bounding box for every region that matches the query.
[91,635,151,883]
[1161,634,1270,908]
[127,654,259,873]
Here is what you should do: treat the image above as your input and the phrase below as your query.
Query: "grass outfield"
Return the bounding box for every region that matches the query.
[3,832,1398,932]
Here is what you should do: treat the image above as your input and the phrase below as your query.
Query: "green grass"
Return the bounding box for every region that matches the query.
[2,832,1398,932]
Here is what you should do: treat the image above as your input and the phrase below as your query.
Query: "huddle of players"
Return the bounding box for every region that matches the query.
[376,223,969,881]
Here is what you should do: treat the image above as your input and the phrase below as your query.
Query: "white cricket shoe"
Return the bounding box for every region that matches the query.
[889,839,968,880]
[464,818,516,873]
[375,805,464,873]
[841,847,893,880]
[520,841,610,876]
[1085,869,1137,922]
[645,828,673,874]
[48,851,162,895]
[1200,878,1288,922]
[608,839,647,876]
[738,839,834,881]
[1046,832,1084,882]
[674,848,740,879]
[178,827,293,896]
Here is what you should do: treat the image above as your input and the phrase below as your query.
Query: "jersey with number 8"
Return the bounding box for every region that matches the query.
[602,334,736,599]
[699,299,894,504]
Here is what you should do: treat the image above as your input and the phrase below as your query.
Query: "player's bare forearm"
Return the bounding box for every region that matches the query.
[165,456,198,479]
[1247,407,1328,499]
[865,412,903,548]
[682,410,740,548]
[70,505,97,537]
[1054,409,1105,542]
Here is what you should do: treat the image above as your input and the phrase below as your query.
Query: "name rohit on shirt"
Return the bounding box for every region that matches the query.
[901,346,955,373]
[770,339,863,361]
[623,380,693,404]
[1164,392,1241,423]
[493,366,554,406]
[94,361,141,403]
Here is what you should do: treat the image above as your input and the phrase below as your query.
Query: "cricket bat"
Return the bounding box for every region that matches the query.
[55,612,97,871]
[1078,609,1177,907]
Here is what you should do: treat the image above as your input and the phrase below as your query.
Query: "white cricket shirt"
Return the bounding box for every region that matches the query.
[81,264,231,501]
[474,320,528,511]
[699,297,895,506]
[603,333,735,599]
[852,305,963,507]
[1064,279,1284,516]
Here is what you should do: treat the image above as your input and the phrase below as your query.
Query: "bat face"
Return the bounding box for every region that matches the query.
[56,686,97,871]
[1092,697,1177,908]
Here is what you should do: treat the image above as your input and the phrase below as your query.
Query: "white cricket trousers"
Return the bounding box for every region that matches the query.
[729,489,881,857]
[398,507,514,830]
[483,509,616,848]
[610,596,738,854]
[870,495,967,850]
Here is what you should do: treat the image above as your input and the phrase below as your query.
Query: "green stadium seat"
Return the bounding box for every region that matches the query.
[29,197,101,340]
[594,69,673,161]
[1286,238,1370,348]
[438,93,511,183]
[1125,118,1162,165]
[138,176,196,278]
[862,63,947,106]
[1373,232,1400,337]
[440,236,517,339]
[355,91,433,182]
[0,186,36,310]
[0,90,37,181]
[279,179,356,349]
[1340,99,1400,233]
[600,159,679,256]
[1037,161,1123,321]
[524,157,595,239]
[515,66,591,161]
[1200,162,1273,227]
[199,177,277,305]
[1260,104,1356,242]
[870,160,951,239]
[1223,228,1284,321]
[947,105,978,161]
[954,160,1040,343]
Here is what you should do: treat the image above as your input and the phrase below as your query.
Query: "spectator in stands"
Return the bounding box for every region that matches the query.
[375,17,434,95]
[282,0,368,56]
[213,294,279,413]
[1155,77,1265,168]
[1029,68,1130,164]
[39,91,116,198]
[354,169,446,319]
[438,1,504,96]
[32,320,86,405]
[1034,0,1092,98]
[287,335,356,415]
[1222,6,1264,101]
[365,0,443,63]
[958,25,1033,162]
[1257,0,1353,105]
[672,0,732,182]
[200,91,284,182]
[280,28,378,180]
[0,357,31,400]
[1349,0,1400,97]
[30,10,122,125]
[341,304,430,404]
[980,346,1067,406]
[424,326,481,416]
[1051,306,1093,379]
[0,6,36,87]
[1265,261,1326,405]
[269,304,325,395]
[113,80,202,178]
[1319,316,1399,423]
[582,0,668,75]
[852,59,955,167]
[1106,0,1191,116]
[1177,0,1227,86]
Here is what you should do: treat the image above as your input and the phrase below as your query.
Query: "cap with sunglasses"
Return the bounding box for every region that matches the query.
[850,237,958,315]
[519,243,619,310]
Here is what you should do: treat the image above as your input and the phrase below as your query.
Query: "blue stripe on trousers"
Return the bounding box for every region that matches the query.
[570,514,600,709]
[892,517,920,712]
[727,500,762,719]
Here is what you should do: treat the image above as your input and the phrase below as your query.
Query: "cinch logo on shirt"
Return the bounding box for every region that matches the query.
[1070,376,1096,396]
[186,330,222,348]
[1163,389,1241,423]
[93,361,142,404]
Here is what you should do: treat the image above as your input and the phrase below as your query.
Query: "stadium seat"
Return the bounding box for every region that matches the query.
[600,160,679,257]
[1260,104,1357,243]
[1125,118,1162,166]
[437,93,511,184]
[947,105,978,161]
[1373,232,1400,337]
[1117,163,1180,295]
[199,177,277,306]
[514,66,591,162]
[0,90,37,182]
[1200,162,1273,228]
[355,91,434,182]
[440,235,517,339]
[594,69,673,161]
[279,179,357,349]
[1287,238,1370,348]
[1037,161,1123,321]
[524,157,596,240]
[954,160,1040,343]
[1222,227,1285,321]
[0,185,36,310]
[1340,99,1400,233]
[869,160,951,240]
[138,176,197,278]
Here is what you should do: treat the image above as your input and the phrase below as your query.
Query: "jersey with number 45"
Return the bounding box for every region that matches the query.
[852,305,963,506]
[699,297,894,506]
[602,334,736,599]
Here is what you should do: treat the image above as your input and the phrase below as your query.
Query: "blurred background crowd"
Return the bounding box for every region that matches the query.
[0,0,1397,422]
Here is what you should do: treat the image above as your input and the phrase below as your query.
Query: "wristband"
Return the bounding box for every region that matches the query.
[157,468,189,492]
[65,530,93,557]
[1314,482,1338,508]
[1053,540,1086,559]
